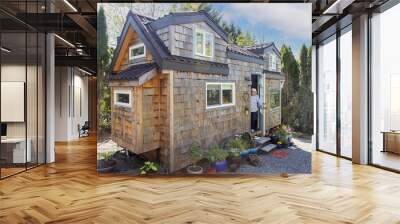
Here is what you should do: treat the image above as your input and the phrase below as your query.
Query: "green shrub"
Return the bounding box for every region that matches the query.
[189,142,203,165]
[140,161,160,175]
[98,151,114,161]
[207,145,229,162]
[226,138,246,151]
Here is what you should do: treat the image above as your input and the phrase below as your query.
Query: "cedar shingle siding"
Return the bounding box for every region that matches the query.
[109,11,285,172]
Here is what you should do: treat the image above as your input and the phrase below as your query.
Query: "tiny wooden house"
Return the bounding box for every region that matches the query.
[109,11,285,171]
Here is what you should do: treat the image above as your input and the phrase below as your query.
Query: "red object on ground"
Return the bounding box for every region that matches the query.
[271,150,289,159]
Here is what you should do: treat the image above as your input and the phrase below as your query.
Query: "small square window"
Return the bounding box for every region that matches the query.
[114,89,132,108]
[129,43,146,60]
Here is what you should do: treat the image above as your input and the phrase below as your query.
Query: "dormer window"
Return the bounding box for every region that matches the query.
[129,43,146,60]
[194,29,214,58]
[269,54,277,70]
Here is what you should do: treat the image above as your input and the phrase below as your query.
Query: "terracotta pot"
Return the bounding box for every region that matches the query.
[207,166,217,174]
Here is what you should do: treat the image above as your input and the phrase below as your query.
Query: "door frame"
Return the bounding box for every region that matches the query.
[251,73,266,135]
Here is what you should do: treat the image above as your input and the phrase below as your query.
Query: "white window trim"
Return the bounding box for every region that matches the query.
[194,28,214,58]
[129,43,146,60]
[270,54,277,71]
[206,82,235,109]
[114,89,132,108]
[269,88,281,110]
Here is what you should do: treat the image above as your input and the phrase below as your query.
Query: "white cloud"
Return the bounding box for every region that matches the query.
[222,3,311,40]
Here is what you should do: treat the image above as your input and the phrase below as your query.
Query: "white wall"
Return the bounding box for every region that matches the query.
[54,67,89,141]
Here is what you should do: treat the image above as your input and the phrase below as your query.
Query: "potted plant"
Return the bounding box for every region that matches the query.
[276,141,283,149]
[274,125,290,147]
[226,148,241,172]
[97,151,116,173]
[227,138,249,157]
[139,161,160,175]
[186,142,204,174]
[208,145,228,173]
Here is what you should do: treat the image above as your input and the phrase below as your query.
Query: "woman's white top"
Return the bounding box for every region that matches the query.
[250,95,261,112]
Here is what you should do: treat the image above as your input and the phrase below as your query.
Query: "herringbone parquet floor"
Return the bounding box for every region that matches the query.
[1,135,400,224]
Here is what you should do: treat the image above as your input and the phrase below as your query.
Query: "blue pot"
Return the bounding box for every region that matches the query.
[215,160,227,172]
[249,147,258,154]
[240,150,250,157]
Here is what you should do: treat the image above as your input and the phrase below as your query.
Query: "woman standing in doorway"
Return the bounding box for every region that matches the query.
[250,88,262,132]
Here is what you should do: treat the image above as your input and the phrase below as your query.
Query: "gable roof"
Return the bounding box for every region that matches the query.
[245,43,281,57]
[149,11,228,42]
[110,63,158,81]
[110,11,230,76]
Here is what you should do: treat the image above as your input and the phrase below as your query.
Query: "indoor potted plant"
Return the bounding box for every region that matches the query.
[139,161,160,175]
[208,145,228,173]
[97,151,116,173]
[186,142,204,174]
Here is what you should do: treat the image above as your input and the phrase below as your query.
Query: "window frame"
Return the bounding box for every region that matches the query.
[114,89,132,108]
[194,28,214,58]
[269,88,281,110]
[269,54,277,70]
[206,82,235,109]
[129,43,146,60]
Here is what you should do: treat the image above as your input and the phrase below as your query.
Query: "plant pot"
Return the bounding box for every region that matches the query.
[207,166,217,174]
[270,136,279,144]
[97,159,116,173]
[248,147,258,154]
[215,160,227,172]
[240,149,250,157]
[277,144,283,149]
[226,155,241,172]
[186,165,203,174]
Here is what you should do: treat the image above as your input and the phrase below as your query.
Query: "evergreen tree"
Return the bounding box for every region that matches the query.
[297,46,314,135]
[280,45,300,130]
[97,6,112,136]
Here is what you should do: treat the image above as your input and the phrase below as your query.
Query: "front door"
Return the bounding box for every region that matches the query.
[258,74,266,135]
[250,74,266,135]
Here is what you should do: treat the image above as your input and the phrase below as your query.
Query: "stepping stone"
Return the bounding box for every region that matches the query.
[260,144,277,152]
[254,137,271,145]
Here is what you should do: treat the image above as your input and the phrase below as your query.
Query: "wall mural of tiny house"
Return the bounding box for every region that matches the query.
[97,3,313,175]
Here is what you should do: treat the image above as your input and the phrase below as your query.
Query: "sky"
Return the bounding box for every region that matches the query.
[100,3,311,58]
[211,3,311,57]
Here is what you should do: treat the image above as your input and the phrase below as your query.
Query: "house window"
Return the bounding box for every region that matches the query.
[270,89,280,109]
[114,89,132,107]
[129,43,146,60]
[206,83,235,108]
[195,29,213,58]
[269,54,277,70]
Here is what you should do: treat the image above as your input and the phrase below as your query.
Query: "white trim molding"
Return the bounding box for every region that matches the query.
[206,82,235,109]
[194,28,214,58]
[129,43,146,60]
[114,89,132,108]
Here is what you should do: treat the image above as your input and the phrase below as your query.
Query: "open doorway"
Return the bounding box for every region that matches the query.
[251,74,265,134]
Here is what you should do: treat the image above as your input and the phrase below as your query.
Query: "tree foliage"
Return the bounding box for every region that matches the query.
[97,6,112,135]
[280,45,313,136]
